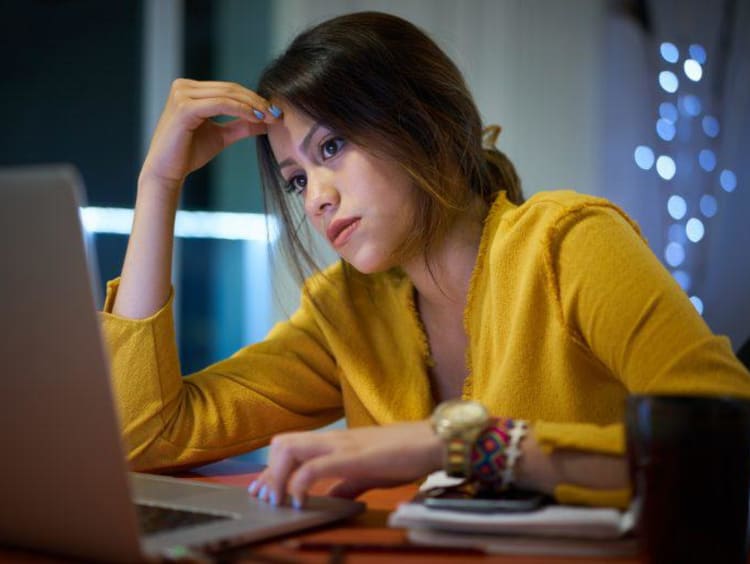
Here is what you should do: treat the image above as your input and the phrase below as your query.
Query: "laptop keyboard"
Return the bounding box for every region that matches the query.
[136,503,233,535]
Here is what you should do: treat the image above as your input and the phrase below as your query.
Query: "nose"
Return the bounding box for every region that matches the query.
[303,170,339,217]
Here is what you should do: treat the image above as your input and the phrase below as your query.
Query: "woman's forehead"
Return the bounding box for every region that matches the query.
[266,105,318,159]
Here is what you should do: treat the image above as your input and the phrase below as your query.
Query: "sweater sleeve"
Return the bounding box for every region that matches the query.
[535,203,750,508]
[100,279,343,472]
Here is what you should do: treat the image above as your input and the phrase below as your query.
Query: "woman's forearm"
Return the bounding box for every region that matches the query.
[111,176,181,319]
[516,428,629,494]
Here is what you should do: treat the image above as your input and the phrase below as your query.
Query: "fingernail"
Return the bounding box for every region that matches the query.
[247,480,258,494]
[269,492,278,506]
[269,105,283,118]
[292,496,303,510]
[253,109,265,119]
[259,485,268,500]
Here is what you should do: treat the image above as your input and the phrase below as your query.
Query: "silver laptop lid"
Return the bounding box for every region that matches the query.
[0,165,366,563]
[0,164,144,562]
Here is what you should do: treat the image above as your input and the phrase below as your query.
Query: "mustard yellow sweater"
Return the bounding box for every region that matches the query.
[101,191,750,507]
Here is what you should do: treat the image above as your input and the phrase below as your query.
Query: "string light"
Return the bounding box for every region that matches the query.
[633,41,740,316]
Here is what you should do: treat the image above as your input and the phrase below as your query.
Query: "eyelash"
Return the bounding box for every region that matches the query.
[283,136,346,195]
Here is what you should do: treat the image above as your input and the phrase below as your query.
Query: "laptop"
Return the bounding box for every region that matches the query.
[0,164,364,563]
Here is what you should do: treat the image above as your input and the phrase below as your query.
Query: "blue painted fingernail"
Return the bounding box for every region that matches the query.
[269,492,278,506]
[269,105,283,118]
[292,496,303,510]
[259,485,268,500]
[253,109,265,119]
[247,480,258,493]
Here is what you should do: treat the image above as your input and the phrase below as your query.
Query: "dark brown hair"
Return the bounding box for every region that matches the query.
[256,11,522,284]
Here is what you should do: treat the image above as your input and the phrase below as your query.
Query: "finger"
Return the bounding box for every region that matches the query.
[264,448,300,507]
[178,97,259,126]
[174,79,261,101]
[287,453,367,503]
[178,78,258,94]
[247,470,272,501]
[247,477,261,495]
[173,80,280,121]
[264,435,334,507]
[180,88,277,119]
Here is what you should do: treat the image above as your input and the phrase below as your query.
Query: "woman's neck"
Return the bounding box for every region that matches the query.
[401,201,487,313]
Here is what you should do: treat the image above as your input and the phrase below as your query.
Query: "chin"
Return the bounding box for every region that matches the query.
[343,250,395,275]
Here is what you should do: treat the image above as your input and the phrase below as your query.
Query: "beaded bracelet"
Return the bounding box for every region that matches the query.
[470,417,529,489]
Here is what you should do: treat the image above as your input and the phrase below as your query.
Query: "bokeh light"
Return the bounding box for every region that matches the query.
[701,115,720,138]
[679,94,702,117]
[698,149,716,172]
[657,119,676,141]
[667,195,687,220]
[699,194,717,218]
[690,296,704,315]
[665,242,685,267]
[660,42,679,63]
[684,59,703,81]
[659,71,679,93]
[656,155,677,180]
[720,169,737,192]
[672,270,691,291]
[659,102,679,123]
[634,145,655,170]
[689,44,707,64]
[685,218,705,243]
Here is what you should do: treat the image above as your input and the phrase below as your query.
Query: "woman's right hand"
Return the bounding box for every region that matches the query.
[139,79,279,192]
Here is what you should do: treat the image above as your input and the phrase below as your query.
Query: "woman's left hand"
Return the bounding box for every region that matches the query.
[247,420,442,508]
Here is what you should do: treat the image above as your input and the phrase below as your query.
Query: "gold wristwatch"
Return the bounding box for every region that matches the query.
[431,399,490,478]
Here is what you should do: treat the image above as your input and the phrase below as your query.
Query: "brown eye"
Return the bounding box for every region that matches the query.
[284,175,307,195]
[321,137,345,160]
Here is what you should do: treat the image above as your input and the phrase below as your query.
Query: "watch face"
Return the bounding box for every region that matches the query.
[436,400,489,432]
[445,402,485,424]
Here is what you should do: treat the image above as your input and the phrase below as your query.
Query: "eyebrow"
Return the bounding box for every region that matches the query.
[277,123,322,170]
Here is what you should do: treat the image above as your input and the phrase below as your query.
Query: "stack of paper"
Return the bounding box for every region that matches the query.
[388,473,639,557]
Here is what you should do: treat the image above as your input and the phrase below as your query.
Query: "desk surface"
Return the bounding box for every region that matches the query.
[187,457,642,563]
[0,457,641,564]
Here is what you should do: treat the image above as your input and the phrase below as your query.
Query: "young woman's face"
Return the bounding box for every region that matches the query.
[267,104,417,274]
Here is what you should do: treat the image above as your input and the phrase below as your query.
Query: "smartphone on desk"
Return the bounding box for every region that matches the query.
[422,483,549,513]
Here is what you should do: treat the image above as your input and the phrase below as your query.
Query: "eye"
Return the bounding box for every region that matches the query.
[284,174,307,195]
[321,137,345,160]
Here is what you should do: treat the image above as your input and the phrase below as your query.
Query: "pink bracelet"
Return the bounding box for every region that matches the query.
[470,417,529,489]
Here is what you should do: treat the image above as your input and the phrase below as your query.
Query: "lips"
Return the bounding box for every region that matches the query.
[326,217,361,248]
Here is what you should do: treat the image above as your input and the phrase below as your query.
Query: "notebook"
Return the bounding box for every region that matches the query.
[388,472,638,558]
[0,164,364,563]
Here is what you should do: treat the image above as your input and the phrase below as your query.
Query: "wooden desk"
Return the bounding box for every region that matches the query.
[182,457,641,564]
[0,457,641,564]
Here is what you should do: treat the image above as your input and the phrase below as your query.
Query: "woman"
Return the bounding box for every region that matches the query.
[103,12,750,511]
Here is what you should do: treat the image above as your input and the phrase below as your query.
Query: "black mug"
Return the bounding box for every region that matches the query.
[626,394,750,564]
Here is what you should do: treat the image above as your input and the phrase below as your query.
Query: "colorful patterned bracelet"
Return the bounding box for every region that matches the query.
[470,417,529,489]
